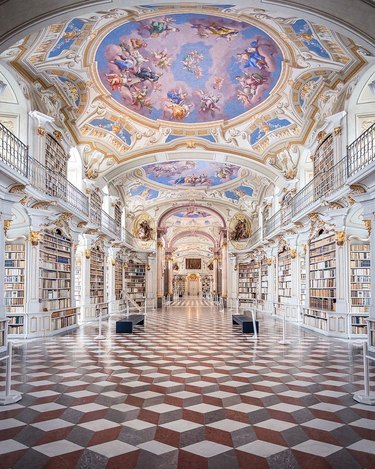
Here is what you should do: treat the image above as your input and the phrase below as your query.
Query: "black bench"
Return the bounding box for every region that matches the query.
[232,314,259,334]
[116,314,145,333]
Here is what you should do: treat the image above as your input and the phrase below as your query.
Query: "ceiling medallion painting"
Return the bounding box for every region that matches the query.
[229,213,252,249]
[142,160,241,187]
[133,212,155,249]
[95,13,283,124]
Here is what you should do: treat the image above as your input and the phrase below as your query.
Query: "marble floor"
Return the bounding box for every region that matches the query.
[1,302,375,468]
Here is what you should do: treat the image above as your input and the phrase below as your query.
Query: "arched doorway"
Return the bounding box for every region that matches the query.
[186,273,200,297]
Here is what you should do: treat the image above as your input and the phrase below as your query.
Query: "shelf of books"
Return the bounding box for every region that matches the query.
[90,245,108,317]
[349,242,370,338]
[278,249,291,305]
[39,229,78,335]
[260,258,268,303]
[300,255,307,305]
[201,275,212,297]
[74,254,82,307]
[125,261,146,306]
[5,241,26,337]
[0,319,7,352]
[238,260,259,306]
[115,255,123,301]
[369,320,375,352]
[303,233,339,335]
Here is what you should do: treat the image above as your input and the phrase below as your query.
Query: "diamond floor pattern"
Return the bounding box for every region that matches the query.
[0,302,375,468]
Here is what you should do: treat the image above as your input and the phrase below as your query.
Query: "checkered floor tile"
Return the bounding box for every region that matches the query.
[1,303,375,468]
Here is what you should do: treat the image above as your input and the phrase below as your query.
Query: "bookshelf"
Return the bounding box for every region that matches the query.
[90,245,105,305]
[201,275,212,297]
[369,320,375,351]
[260,258,268,302]
[302,233,337,335]
[278,248,291,304]
[300,254,307,305]
[39,229,78,333]
[238,260,259,305]
[45,133,68,196]
[125,261,146,306]
[74,253,82,307]
[349,241,370,337]
[174,275,185,298]
[115,254,124,300]
[5,241,25,336]
[313,134,334,176]
[0,319,6,352]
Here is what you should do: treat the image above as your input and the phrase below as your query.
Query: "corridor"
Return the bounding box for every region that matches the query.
[1,306,374,468]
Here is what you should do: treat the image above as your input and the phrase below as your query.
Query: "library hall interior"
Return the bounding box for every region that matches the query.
[1,0,375,467]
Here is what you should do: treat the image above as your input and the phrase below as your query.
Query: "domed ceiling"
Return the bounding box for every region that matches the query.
[95,13,282,123]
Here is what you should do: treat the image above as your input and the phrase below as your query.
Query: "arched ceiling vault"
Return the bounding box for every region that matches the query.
[0,1,373,224]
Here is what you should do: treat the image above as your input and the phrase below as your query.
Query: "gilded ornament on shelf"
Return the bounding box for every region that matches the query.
[290,248,297,259]
[29,230,41,246]
[335,230,346,246]
[147,264,151,271]
[37,127,45,136]
[267,258,273,266]
[364,219,371,235]
[85,248,91,259]
[317,131,327,143]
[111,258,116,266]
[3,219,12,236]
[334,126,342,136]
[53,130,62,141]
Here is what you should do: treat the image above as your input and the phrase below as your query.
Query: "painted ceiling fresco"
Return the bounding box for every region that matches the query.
[95,13,283,123]
[142,160,241,187]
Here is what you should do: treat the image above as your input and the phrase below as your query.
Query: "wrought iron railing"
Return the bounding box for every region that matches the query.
[101,210,121,238]
[0,123,28,177]
[347,123,375,177]
[29,158,89,217]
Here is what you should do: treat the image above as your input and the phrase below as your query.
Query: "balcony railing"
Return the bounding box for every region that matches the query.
[29,158,89,218]
[0,123,28,177]
[101,210,121,238]
[347,123,375,177]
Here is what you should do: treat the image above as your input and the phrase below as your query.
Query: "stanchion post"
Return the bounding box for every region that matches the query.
[353,341,375,405]
[279,307,290,345]
[0,341,22,405]
[95,305,105,340]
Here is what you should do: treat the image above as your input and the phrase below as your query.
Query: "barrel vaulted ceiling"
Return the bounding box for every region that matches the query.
[0,2,373,233]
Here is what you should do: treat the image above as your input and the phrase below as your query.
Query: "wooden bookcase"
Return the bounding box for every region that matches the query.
[74,253,82,307]
[238,259,259,305]
[39,229,78,333]
[300,254,307,305]
[90,245,105,305]
[5,241,25,336]
[201,275,212,296]
[124,261,146,306]
[369,320,375,351]
[0,319,6,352]
[260,258,268,302]
[173,275,185,297]
[302,233,337,335]
[313,134,334,176]
[309,233,336,312]
[115,254,124,301]
[278,248,291,304]
[349,241,370,336]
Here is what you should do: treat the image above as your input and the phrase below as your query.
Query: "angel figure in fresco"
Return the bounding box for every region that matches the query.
[163,89,192,121]
[191,22,239,40]
[138,220,153,241]
[152,49,172,70]
[231,218,250,242]
[216,164,235,181]
[143,17,180,37]
[131,86,152,111]
[197,90,221,117]
[236,72,268,104]
[237,41,268,70]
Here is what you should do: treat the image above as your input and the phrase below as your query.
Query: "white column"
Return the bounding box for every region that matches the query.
[146,253,156,309]
[221,241,228,302]
[157,237,164,308]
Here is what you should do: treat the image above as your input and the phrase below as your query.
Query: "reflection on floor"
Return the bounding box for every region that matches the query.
[171,299,213,307]
[1,305,375,468]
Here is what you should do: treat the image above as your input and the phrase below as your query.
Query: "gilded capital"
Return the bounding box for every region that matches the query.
[335,230,346,246]
[364,219,371,236]
[334,126,342,136]
[3,219,12,236]
[37,127,45,136]
[85,248,91,259]
[29,230,41,246]
[290,248,297,259]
